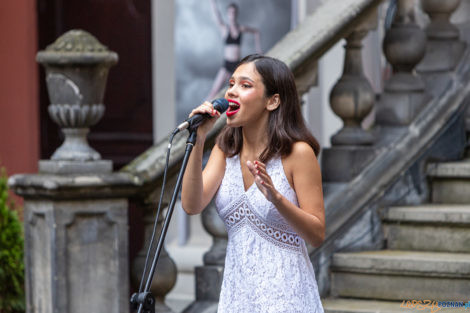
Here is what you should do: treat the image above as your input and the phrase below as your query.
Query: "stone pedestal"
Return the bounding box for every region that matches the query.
[8,172,133,313]
[183,266,223,313]
[322,146,378,182]
[24,198,128,313]
[10,29,132,313]
[376,86,429,126]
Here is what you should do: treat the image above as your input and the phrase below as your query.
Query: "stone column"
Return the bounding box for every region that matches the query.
[183,201,227,313]
[417,0,466,92]
[322,11,378,182]
[376,0,428,126]
[131,198,177,313]
[9,30,132,313]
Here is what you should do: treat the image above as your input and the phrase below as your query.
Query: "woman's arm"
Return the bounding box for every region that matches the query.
[210,0,227,35]
[181,102,225,215]
[240,25,262,54]
[247,142,325,246]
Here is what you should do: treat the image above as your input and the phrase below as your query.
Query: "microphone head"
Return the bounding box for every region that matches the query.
[212,98,229,114]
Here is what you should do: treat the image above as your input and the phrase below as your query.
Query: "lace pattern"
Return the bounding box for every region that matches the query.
[222,194,303,253]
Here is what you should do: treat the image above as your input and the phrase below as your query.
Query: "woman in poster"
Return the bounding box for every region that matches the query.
[206,0,262,100]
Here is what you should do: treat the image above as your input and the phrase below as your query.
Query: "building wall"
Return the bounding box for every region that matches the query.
[152,0,176,143]
[0,0,39,201]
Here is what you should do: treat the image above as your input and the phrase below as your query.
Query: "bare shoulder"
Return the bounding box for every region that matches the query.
[292,141,316,158]
[286,141,318,165]
[282,142,320,187]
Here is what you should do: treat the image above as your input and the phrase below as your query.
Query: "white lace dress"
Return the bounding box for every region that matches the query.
[214,155,324,313]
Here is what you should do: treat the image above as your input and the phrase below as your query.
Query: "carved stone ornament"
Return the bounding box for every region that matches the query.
[36,30,118,171]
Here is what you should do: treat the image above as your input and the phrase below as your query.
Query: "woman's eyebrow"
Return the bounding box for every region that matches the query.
[230,76,255,82]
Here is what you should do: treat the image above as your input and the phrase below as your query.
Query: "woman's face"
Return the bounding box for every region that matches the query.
[227,6,237,24]
[224,62,270,127]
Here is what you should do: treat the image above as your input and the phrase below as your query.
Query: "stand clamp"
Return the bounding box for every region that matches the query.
[130,292,155,313]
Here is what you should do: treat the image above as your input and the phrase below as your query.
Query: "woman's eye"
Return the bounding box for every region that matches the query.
[242,84,251,88]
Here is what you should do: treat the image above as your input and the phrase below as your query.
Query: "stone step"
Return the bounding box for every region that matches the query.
[322,298,469,313]
[427,161,470,204]
[331,250,470,301]
[383,204,470,252]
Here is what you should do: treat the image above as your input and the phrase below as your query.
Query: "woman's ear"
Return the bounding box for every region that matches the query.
[266,94,280,111]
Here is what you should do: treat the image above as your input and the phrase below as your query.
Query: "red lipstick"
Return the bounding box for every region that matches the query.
[226,99,240,117]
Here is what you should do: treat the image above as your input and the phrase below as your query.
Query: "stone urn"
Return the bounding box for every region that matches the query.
[36,29,118,173]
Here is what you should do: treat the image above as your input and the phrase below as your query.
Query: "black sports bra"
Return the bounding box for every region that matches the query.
[225,30,242,45]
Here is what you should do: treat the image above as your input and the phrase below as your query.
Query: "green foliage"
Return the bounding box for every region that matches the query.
[0,168,25,313]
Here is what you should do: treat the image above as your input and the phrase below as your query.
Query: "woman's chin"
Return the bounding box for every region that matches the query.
[226,118,241,128]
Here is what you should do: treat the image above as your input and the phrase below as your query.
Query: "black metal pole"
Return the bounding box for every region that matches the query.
[133,130,198,313]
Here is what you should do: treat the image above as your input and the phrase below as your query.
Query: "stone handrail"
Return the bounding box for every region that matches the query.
[316,48,470,258]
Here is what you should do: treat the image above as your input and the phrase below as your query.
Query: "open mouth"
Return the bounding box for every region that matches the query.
[226,99,240,117]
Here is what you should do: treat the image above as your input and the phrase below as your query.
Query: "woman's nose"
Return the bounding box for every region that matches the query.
[226,85,237,97]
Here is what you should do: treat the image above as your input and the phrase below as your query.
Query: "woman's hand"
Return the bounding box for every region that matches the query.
[189,101,221,140]
[247,160,280,203]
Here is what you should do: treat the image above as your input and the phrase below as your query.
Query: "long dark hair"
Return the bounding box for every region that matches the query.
[216,54,320,162]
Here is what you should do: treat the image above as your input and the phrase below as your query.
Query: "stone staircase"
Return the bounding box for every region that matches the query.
[322,161,470,312]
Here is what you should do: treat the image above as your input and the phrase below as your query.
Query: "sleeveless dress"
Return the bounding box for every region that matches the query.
[214,155,324,313]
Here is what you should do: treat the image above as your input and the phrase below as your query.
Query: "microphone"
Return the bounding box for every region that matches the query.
[175,98,229,133]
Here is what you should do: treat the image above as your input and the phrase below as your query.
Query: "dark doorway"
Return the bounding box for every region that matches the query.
[37,0,153,169]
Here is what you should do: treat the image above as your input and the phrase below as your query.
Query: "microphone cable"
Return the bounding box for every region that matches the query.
[137,129,179,294]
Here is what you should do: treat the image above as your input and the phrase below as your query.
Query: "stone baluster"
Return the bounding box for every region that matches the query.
[417,0,466,86]
[183,201,227,313]
[417,0,467,153]
[9,30,132,313]
[329,29,375,145]
[131,198,177,313]
[321,11,378,182]
[376,0,428,126]
[201,201,228,266]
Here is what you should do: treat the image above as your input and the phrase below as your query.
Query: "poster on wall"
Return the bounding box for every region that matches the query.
[175,0,293,122]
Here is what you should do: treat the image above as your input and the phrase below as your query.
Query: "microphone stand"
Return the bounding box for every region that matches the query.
[130,129,198,313]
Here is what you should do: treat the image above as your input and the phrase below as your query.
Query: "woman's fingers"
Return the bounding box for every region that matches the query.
[254,160,266,171]
[189,101,218,118]
[256,170,272,185]
[247,160,273,186]
[246,160,256,174]
[246,160,279,202]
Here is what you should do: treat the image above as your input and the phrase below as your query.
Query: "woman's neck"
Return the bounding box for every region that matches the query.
[241,117,269,159]
[229,21,238,30]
